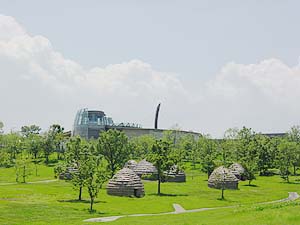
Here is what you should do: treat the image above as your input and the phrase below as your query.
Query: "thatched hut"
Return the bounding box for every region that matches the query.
[124,160,138,170]
[229,163,246,181]
[164,171,186,182]
[208,166,239,190]
[107,168,145,197]
[58,167,78,180]
[133,159,157,177]
[163,165,186,182]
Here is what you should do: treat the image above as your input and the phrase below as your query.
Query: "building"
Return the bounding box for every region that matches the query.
[72,108,201,139]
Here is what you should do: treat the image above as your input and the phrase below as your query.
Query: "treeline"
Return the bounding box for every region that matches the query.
[0,124,65,179]
[1,121,300,210]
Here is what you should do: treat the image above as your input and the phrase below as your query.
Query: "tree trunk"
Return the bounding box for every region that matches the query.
[293,165,296,176]
[23,165,26,183]
[221,188,224,199]
[157,173,161,195]
[35,163,38,176]
[78,186,82,201]
[158,179,161,195]
[90,197,94,212]
[110,164,115,178]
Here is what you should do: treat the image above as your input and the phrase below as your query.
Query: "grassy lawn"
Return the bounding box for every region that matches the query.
[1,164,300,224]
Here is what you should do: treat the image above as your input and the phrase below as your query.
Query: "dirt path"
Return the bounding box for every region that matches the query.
[83,192,299,223]
[0,179,58,186]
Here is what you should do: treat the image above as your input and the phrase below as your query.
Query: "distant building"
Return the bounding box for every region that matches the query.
[262,133,286,138]
[72,108,200,139]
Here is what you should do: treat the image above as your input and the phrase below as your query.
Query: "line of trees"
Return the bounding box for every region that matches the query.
[0,123,66,181]
[2,120,300,210]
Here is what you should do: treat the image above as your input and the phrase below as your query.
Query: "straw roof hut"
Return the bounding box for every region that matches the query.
[208,166,239,190]
[124,160,138,170]
[164,171,186,182]
[229,163,246,181]
[107,168,145,197]
[164,165,186,182]
[58,167,78,180]
[133,159,157,177]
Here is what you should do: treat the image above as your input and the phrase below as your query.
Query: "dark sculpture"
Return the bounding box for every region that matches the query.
[154,103,161,129]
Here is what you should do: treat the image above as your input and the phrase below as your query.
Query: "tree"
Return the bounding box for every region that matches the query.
[198,135,217,178]
[221,128,239,165]
[287,126,300,175]
[48,124,65,160]
[130,135,156,159]
[177,134,196,167]
[15,154,32,183]
[0,121,4,134]
[5,132,23,160]
[43,134,54,164]
[179,134,200,170]
[277,139,297,183]
[97,130,130,178]
[66,136,89,201]
[21,125,41,138]
[25,134,43,176]
[255,134,273,176]
[162,131,186,171]
[147,140,174,195]
[237,127,257,185]
[85,145,108,211]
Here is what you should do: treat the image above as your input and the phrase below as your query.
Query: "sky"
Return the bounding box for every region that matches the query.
[1,1,300,137]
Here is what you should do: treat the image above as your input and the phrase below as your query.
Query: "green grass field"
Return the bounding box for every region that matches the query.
[1,164,300,224]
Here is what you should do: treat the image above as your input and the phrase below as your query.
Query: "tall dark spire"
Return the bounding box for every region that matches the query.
[154,103,161,129]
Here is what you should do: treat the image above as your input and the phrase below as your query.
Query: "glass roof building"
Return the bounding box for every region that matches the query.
[73,108,141,139]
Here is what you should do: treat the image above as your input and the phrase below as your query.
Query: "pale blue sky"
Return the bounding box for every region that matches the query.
[2,0,300,85]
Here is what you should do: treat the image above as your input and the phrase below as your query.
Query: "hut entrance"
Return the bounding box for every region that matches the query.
[134,189,139,197]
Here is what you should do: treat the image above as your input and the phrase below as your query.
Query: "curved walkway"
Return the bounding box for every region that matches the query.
[0,179,58,186]
[84,192,299,223]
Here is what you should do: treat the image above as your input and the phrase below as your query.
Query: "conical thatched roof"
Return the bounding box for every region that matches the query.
[107,168,145,197]
[208,166,239,190]
[229,163,246,181]
[133,159,157,176]
[163,165,186,182]
[124,160,138,170]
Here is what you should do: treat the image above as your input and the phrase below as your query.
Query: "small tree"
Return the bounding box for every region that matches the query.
[0,121,4,134]
[97,130,130,178]
[85,146,108,211]
[198,135,217,178]
[43,134,54,164]
[287,126,300,175]
[277,139,297,183]
[21,125,41,138]
[25,134,43,176]
[255,134,273,176]
[5,133,23,160]
[49,124,65,160]
[147,140,174,195]
[237,127,257,185]
[130,135,156,159]
[66,136,89,201]
[15,154,32,183]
